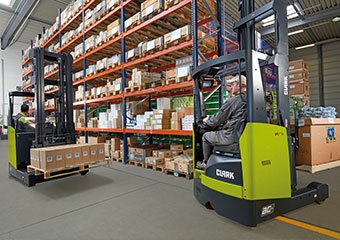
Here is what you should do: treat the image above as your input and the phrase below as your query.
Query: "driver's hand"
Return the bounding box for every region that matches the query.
[203,116,209,123]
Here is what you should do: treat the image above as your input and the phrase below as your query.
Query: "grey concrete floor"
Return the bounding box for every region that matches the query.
[0,140,339,240]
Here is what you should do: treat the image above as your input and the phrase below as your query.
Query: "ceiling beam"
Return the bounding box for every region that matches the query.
[0,7,53,26]
[1,0,38,49]
[260,7,340,35]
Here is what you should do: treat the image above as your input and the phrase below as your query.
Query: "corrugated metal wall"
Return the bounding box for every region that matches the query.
[289,41,340,112]
[289,46,319,107]
[322,41,340,111]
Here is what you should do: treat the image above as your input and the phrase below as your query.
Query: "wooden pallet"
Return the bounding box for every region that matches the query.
[296,160,340,173]
[164,168,193,180]
[108,30,121,41]
[164,35,192,49]
[142,46,163,57]
[144,80,164,89]
[94,10,107,21]
[164,0,180,10]
[128,160,145,168]
[125,85,142,93]
[125,20,141,32]
[142,8,162,22]
[144,163,165,172]
[112,157,124,163]
[166,76,191,85]
[27,159,111,180]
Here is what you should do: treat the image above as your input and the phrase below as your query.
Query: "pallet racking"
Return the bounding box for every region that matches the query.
[21,0,238,164]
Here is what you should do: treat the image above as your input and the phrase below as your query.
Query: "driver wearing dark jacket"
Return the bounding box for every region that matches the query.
[197,75,247,169]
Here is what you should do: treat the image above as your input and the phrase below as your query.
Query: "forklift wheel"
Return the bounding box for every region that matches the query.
[80,170,89,176]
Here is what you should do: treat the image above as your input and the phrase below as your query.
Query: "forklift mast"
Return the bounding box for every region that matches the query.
[29,48,75,148]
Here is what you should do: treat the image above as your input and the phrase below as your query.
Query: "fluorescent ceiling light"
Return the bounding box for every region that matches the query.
[288,29,304,36]
[0,0,12,6]
[295,44,315,50]
[333,17,340,22]
[262,4,301,27]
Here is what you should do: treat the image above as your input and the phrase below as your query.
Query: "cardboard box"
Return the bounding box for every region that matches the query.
[39,148,56,171]
[88,136,107,144]
[81,145,91,164]
[170,144,183,151]
[72,146,83,165]
[296,118,340,166]
[97,143,105,161]
[290,80,309,96]
[289,59,308,71]
[30,148,40,169]
[165,160,175,171]
[90,145,98,162]
[64,148,74,167]
[289,71,308,81]
[54,147,65,169]
[141,0,163,19]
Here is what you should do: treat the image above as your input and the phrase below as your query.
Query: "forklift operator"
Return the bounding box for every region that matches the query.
[14,104,35,131]
[197,75,247,169]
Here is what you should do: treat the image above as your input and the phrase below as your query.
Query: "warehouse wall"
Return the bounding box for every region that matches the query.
[289,40,340,112]
[322,41,340,111]
[0,42,27,125]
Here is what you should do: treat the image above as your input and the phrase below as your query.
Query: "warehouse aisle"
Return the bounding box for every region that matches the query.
[0,140,339,240]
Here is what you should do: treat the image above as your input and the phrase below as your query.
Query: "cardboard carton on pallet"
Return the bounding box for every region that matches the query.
[125,12,141,31]
[107,19,121,39]
[141,0,163,20]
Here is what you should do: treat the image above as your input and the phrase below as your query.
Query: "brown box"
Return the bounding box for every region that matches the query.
[172,150,183,156]
[88,136,107,144]
[97,143,105,161]
[81,145,91,164]
[111,138,120,151]
[90,145,98,162]
[30,149,40,169]
[141,0,163,19]
[296,118,340,166]
[158,150,172,158]
[180,107,194,116]
[289,71,308,81]
[54,148,65,169]
[39,148,56,171]
[170,144,183,151]
[72,146,83,165]
[171,112,184,130]
[64,148,74,167]
[112,150,120,159]
[289,59,308,71]
[290,80,309,96]
[165,160,175,171]
[177,161,193,173]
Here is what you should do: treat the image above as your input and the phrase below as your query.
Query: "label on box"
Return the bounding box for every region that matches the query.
[171,29,181,42]
[56,155,63,161]
[128,49,134,59]
[177,66,190,78]
[112,27,118,35]
[47,156,53,163]
[74,152,80,158]
[83,150,89,156]
[99,149,104,154]
[91,150,97,155]
[298,119,305,127]
[66,153,72,159]
[147,40,155,51]
[125,17,133,28]
[302,133,311,138]
[145,5,154,16]
[289,85,296,89]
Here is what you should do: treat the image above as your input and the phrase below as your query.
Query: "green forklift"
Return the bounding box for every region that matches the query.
[192,0,329,227]
[8,48,80,186]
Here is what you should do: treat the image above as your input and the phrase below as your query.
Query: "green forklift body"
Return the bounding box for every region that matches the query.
[8,126,17,169]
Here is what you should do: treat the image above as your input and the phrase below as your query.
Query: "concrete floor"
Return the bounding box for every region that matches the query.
[0,140,339,240]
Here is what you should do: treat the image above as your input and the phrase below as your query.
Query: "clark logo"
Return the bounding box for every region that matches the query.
[216,169,235,180]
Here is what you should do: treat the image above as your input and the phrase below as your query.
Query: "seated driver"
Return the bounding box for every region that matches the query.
[197,75,247,169]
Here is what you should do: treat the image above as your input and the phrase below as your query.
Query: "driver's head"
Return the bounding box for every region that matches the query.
[21,104,29,115]
[225,75,246,96]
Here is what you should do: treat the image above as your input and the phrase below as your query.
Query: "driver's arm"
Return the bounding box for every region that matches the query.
[204,98,235,129]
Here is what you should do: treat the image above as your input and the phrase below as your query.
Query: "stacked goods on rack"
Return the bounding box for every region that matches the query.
[98,104,123,128]
[30,143,105,171]
[75,85,85,102]
[130,68,162,90]
[45,99,55,108]
[107,19,121,39]
[141,0,163,20]
[171,107,194,130]
[73,70,84,81]
[125,12,141,31]
[164,25,191,48]
[141,36,164,56]
[44,64,58,75]
[164,145,193,178]
[289,59,310,107]
[74,110,85,128]
[174,55,193,82]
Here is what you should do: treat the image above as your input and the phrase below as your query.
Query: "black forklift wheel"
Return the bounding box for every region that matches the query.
[80,170,89,176]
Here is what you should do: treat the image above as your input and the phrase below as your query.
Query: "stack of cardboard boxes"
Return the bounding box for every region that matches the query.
[107,19,120,39]
[164,25,191,46]
[289,59,310,107]
[130,68,162,89]
[30,143,105,171]
[171,107,194,130]
[141,0,163,19]
[74,109,85,128]
[164,145,193,175]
